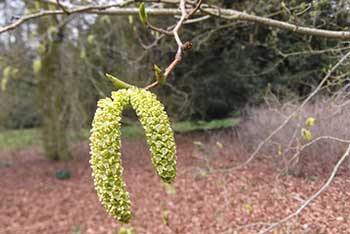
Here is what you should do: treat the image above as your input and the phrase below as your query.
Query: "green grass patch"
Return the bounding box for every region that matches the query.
[0,118,239,150]
[119,117,240,137]
[0,128,91,150]
[172,117,240,133]
[0,128,40,150]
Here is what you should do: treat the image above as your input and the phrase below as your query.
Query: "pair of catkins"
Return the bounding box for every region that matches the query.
[89,88,176,223]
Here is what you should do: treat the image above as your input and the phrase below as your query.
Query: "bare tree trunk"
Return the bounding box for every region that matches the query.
[37,39,72,160]
[36,4,71,160]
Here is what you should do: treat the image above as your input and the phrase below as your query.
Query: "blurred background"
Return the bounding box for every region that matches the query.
[1,0,349,154]
[1,1,350,233]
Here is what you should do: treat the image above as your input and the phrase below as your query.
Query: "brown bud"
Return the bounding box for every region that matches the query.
[182,41,193,51]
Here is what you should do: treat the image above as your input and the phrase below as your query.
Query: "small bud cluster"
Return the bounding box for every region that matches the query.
[89,88,176,223]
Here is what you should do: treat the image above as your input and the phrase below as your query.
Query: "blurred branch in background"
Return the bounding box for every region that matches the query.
[260,143,350,233]
[1,0,350,40]
[217,49,350,172]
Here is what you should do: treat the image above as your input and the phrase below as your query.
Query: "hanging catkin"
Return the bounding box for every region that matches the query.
[89,88,176,223]
[130,88,176,183]
[89,90,132,223]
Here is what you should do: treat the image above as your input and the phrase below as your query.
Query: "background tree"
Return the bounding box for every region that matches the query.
[2,0,350,157]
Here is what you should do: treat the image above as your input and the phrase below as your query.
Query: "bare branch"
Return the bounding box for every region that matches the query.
[144,0,189,90]
[2,3,350,40]
[282,136,350,174]
[173,0,187,47]
[183,15,210,24]
[202,8,350,40]
[259,143,350,233]
[145,23,173,35]
[55,0,70,14]
[186,0,203,19]
[0,6,179,34]
[216,49,350,172]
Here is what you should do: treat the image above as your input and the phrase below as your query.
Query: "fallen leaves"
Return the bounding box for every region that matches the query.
[1,136,350,234]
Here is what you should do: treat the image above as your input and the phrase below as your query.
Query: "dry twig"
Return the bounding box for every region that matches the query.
[260,143,350,233]
[217,49,350,173]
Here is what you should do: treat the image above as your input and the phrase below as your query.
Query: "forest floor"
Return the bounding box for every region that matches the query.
[1,134,350,234]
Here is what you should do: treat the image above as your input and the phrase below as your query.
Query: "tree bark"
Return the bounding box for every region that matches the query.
[36,4,71,160]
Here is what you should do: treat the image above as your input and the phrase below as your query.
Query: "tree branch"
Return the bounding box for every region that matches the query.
[144,0,190,90]
[201,7,350,40]
[281,136,350,174]
[55,0,70,14]
[0,6,178,34]
[2,4,350,40]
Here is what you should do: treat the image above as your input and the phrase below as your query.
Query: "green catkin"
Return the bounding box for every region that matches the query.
[89,88,177,223]
[130,88,176,183]
[89,89,132,223]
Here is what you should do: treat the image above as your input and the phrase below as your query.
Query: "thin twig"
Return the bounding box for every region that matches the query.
[56,0,70,14]
[186,0,203,19]
[145,23,173,35]
[216,50,350,172]
[282,136,350,174]
[144,0,189,90]
[173,0,187,47]
[260,143,350,233]
[183,15,210,24]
